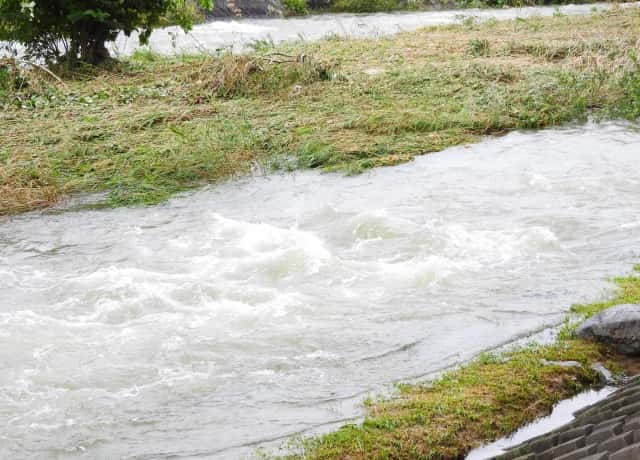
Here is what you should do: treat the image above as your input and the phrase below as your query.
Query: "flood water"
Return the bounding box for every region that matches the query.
[113,2,639,55]
[2,121,640,459]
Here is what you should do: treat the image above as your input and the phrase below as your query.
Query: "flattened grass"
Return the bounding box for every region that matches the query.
[288,267,640,460]
[2,8,640,215]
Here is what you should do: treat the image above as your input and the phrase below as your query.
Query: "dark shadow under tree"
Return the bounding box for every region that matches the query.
[0,0,212,66]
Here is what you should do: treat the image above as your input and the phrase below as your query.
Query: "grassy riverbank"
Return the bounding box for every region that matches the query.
[286,267,640,459]
[309,0,613,15]
[2,7,640,215]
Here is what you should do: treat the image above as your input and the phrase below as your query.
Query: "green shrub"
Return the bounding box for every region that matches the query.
[330,0,403,13]
[0,0,212,65]
[160,0,206,27]
[283,0,310,15]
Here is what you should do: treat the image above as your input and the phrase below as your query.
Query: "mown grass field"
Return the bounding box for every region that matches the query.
[286,267,640,459]
[1,7,639,215]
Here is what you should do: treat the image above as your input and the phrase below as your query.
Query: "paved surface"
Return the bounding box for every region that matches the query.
[495,376,640,460]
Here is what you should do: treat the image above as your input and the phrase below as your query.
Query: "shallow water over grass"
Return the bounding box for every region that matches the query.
[2,121,640,458]
[113,2,639,55]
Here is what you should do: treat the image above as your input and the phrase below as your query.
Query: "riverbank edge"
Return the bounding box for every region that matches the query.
[283,266,640,459]
[204,0,624,18]
[2,8,640,216]
[301,0,615,15]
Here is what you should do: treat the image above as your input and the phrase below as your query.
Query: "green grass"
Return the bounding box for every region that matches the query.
[283,0,310,15]
[324,0,418,14]
[455,0,608,9]
[572,266,640,317]
[2,8,640,215]
[310,0,615,14]
[285,267,640,460]
[557,264,640,338]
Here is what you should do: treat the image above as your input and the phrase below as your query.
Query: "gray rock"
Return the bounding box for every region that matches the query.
[576,304,640,355]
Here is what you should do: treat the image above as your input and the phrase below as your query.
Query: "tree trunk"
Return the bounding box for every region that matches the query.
[69,24,111,66]
[81,39,110,65]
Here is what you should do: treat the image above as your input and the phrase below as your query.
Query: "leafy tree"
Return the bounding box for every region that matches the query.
[0,0,213,65]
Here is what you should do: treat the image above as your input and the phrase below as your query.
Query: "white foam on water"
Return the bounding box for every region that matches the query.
[110,2,640,55]
[1,121,640,458]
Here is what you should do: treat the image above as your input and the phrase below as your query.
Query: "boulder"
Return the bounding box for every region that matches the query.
[576,304,640,355]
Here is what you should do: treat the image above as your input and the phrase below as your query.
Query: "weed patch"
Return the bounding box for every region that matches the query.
[184,53,336,100]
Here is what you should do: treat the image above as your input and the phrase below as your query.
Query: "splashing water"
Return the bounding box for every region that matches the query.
[112,2,640,55]
[1,121,640,458]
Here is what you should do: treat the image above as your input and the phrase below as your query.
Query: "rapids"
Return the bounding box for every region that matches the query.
[113,2,640,55]
[2,121,640,458]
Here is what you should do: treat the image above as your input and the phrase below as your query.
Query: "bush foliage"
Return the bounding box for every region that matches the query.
[283,0,310,15]
[0,0,212,65]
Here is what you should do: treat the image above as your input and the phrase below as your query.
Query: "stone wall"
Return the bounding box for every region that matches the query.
[496,376,640,460]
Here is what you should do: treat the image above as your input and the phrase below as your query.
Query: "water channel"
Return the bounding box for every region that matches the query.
[113,2,639,55]
[2,121,640,458]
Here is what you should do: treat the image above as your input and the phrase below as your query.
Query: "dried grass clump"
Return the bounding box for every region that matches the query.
[0,162,60,215]
[184,53,337,100]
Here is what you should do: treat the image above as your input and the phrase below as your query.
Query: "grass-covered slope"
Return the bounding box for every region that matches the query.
[287,266,640,460]
[2,7,640,215]
[304,0,619,15]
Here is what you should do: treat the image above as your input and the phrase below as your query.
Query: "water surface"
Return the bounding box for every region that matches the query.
[2,122,640,459]
[113,2,639,55]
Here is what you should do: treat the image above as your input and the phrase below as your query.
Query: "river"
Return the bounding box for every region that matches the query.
[2,121,640,458]
[112,2,639,55]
